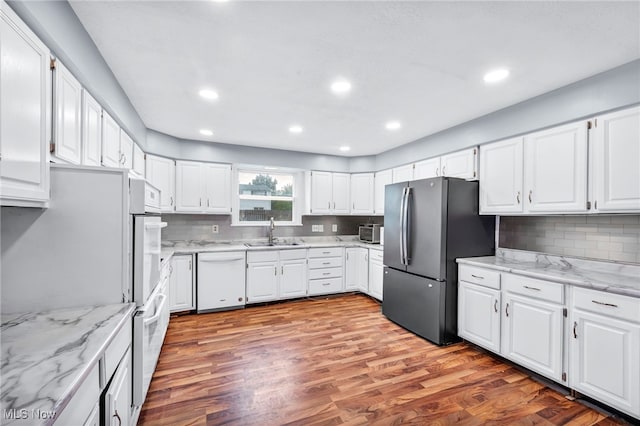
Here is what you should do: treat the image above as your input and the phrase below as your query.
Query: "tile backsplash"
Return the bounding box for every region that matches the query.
[499,215,640,264]
[161,214,383,242]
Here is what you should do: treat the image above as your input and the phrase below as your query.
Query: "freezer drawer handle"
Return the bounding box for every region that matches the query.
[471,274,484,279]
[144,294,167,326]
[591,300,618,308]
[523,285,541,291]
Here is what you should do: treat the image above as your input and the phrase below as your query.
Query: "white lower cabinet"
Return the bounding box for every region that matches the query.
[458,280,501,353]
[308,247,344,296]
[569,287,640,418]
[246,249,307,303]
[368,248,384,300]
[169,255,194,312]
[345,247,368,292]
[104,348,132,426]
[197,251,246,311]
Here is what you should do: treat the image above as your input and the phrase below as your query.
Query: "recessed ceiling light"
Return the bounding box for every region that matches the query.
[199,129,213,136]
[289,125,303,134]
[385,121,402,130]
[331,80,352,94]
[199,89,219,100]
[339,146,351,152]
[483,68,510,83]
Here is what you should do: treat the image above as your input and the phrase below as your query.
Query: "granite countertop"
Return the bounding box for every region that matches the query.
[457,248,640,298]
[1,303,136,426]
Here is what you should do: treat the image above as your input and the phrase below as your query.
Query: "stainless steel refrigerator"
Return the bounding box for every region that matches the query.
[382,176,495,345]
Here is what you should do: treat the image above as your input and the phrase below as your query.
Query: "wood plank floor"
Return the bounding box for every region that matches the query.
[139,294,631,425]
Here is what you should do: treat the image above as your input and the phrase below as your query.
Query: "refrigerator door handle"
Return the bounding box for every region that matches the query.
[404,187,412,264]
[399,187,407,265]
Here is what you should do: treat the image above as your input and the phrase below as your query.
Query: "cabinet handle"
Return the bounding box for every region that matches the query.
[328,201,330,209]
[523,285,541,291]
[170,196,174,206]
[516,191,521,204]
[281,266,284,275]
[189,260,192,270]
[528,190,533,203]
[471,274,484,279]
[322,272,331,276]
[353,202,355,210]
[322,282,331,286]
[333,201,336,209]
[346,253,349,261]
[435,167,439,176]
[505,302,509,317]
[573,321,578,339]
[274,266,277,276]
[199,198,202,207]
[113,410,122,426]
[207,199,210,207]
[323,251,331,254]
[442,166,446,175]
[365,254,368,261]
[591,300,618,308]
[494,299,498,313]
[322,262,331,265]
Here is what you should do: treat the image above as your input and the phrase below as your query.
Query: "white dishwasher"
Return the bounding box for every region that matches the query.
[197,251,246,312]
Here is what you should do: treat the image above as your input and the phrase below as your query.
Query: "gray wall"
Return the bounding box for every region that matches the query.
[161,214,383,242]
[499,215,640,264]
[6,0,147,146]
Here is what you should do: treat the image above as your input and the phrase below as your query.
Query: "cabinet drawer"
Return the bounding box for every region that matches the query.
[369,249,384,262]
[279,248,307,261]
[458,265,500,290]
[103,317,132,387]
[308,247,342,258]
[308,277,343,295]
[247,250,278,263]
[309,267,342,280]
[55,363,100,426]
[309,257,342,269]
[503,273,564,304]
[573,287,640,323]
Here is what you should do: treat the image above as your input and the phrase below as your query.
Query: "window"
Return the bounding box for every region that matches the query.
[235,170,298,225]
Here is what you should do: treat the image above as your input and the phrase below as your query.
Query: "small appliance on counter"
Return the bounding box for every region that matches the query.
[358,224,382,244]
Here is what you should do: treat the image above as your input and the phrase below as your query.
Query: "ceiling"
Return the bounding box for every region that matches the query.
[69,1,640,157]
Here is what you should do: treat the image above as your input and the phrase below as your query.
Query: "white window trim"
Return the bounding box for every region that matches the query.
[231,167,304,226]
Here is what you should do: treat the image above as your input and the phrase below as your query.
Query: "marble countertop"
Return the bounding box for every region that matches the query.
[457,249,640,298]
[1,303,135,426]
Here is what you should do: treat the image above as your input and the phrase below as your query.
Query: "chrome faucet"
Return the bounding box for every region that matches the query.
[268,217,275,244]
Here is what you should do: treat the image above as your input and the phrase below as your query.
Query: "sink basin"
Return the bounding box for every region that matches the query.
[246,241,300,247]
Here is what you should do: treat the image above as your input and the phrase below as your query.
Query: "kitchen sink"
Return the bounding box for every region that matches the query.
[245,241,301,247]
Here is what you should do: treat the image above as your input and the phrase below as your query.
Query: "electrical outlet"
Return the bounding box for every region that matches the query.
[211,225,219,233]
[332,224,337,232]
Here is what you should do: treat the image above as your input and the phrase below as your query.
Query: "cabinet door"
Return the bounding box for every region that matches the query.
[81,90,102,166]
[169,255,194,312]
[441,148,477,180]
[592,106,640,212]
[570,309,640,418]
[175,161,203,212]
[414,158,441,180]
[53,60,82,164]
[203,163,231,213]
[374,169,392,215]
[101,112,121,167]
[0,3,50,205]
[104,349,131,426]
[246,261,279,303]
[502,293,564,382]
[310,171,332,214]
[357,249,369,293]
[119,130,134,170]
[369,261,384,300]
[280,258,307,298]
[345,248,359,291]
[392,164,413,183]
[479,137,524,214]
[132,143,145,177]
[350,173,374,214]
[524,121,588,213]
[146,154,175,212]
[458,281,501,352]
[331,173,350,214]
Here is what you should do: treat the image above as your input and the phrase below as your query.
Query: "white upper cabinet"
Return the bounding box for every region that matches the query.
[480,137,524,214]
[119,130,133,170]
[146,154,176,212]
[441,147,478,180]
[175,160,231,213]
[52,59,82,164]
[350,173,374,215]
[524,121,588,213]
[101,111,121,168]
[132,143,145,177]
[309,171,350,215]
[392,164,413,183]
[592,106,640,212]
[81,90,102,166]
[414,157,440,180]
[0,2,51,207]
[373,169,392,215]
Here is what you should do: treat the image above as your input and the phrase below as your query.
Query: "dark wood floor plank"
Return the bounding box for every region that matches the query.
[139,294,630,425]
